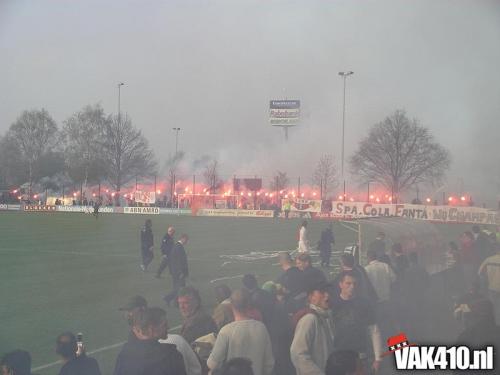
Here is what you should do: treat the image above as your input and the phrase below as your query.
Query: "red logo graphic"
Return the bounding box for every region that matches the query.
[382,332,416,357]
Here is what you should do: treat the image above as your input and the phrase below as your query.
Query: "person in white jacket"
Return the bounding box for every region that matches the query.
[298,221,310,253]
[290,282,334,375]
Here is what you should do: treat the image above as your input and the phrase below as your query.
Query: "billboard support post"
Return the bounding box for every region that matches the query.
[270,99,300,142]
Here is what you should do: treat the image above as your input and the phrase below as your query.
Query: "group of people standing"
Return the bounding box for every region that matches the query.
[140,219,190,306]
[296,220,335,267]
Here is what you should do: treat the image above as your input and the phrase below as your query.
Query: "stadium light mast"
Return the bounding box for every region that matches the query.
[172,127,181,157]
[338,71,354,179]
[117,82,125,125]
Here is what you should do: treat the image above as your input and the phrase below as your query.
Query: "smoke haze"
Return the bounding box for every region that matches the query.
[1,0,499,202]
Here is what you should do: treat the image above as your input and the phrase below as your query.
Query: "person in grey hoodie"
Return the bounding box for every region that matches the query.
[290,282,334,375]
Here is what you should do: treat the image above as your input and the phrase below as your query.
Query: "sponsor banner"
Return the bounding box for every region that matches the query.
[23,205,57,212]
[134,191,156,204]
[269,99,300,126]
[124,206,160,215]
[159,208,191,215]
[46,197,74,206]
[197,209,274,218]
[331,202,394,218]
[330,201,500,225]
[282,198,322,213]
[56,205,115,213]
[279,211,312,219]
[0,204,21,211]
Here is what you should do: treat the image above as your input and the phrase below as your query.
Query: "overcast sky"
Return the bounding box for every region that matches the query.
[1,0,499,202]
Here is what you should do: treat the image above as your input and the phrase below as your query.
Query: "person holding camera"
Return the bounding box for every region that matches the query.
[56,332,101,375]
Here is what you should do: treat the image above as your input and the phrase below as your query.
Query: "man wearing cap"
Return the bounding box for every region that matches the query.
[156,226,175,278]
[119,296,148,329]
[290,282,335,375]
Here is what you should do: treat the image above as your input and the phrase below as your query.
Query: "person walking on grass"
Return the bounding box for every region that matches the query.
[140,219,154,271]
[164,234,189,306]
[156,226,175,278]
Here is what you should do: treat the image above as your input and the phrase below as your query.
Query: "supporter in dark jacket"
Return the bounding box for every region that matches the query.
[156,226,175,278]
[472,225,492,264]
[331,253,378,307]
[275,252,303,298]
[164,234,189,306]
[1,350,33,375]
[368,232,386,259]
[455,299,500,374]
[178,287,217,344]
[318,226,335,267]
[113,307,186,375]
[242,274,276,328]
[400,252,430,340]
[140,219,154,271]
[56,332,101,375]
[275,252,305,313]
[296,253,327,293]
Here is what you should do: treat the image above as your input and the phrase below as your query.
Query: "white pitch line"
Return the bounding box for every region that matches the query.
[0,249,136,258]
[32,324,182,372]
[210,274,244,283]
[0,248,206,262]
[339,221,359,233]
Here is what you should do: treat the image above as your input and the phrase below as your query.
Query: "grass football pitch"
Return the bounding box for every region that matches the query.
[0,211,473,374]
[0,212,359,374]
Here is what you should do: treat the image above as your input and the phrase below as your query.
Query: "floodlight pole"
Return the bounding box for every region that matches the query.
[172,127,181,157]
[338,71,354,180]
[118,82,125,125]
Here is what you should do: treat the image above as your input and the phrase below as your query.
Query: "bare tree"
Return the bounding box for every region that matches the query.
[350,110,451,200]
[269,171,289,193]
[62,104,107,186]
[0,134,26,187]
[203,159,222,193]
[7,109,59,195]
[312,154,338,199]
[101,114,157,192]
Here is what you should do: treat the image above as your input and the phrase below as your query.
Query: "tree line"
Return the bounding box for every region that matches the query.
[0,104,156,195]
[0,107,451,201]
